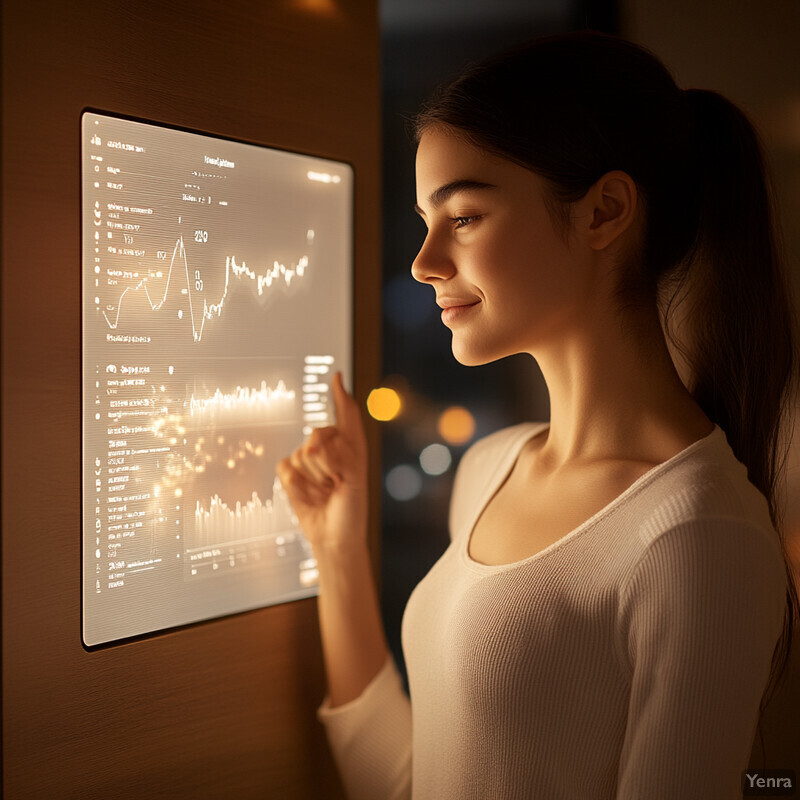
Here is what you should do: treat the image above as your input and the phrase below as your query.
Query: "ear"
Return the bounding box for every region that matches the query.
[582,170,638,251]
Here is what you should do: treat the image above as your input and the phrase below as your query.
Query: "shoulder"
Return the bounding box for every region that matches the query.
[448,422,547,540]
[610,425,786,622]
[458,421,547,473]
[631,425,777,553]
[618,429,787,652]
[453,421,547,497]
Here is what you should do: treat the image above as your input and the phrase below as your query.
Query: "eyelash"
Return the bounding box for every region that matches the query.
[450,215,481,229]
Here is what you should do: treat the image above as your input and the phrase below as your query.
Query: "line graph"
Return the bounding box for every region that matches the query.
[102,231,313,342]
[192,477,299,548]
[188,379,296,425]
[83,111,352,643]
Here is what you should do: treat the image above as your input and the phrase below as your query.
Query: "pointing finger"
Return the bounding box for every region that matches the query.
[331,371,360,435]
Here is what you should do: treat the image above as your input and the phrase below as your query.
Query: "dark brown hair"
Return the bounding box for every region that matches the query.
[414,30,799,756]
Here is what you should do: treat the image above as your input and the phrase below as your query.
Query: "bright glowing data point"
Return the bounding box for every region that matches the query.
[385,465,422,501]
[420,443,452,476]
[367,387,402,421]
[307,171,341,184]
[189,380,295,424]
[437,406,475,445]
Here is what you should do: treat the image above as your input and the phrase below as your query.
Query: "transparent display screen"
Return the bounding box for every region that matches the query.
[82,112,352,646]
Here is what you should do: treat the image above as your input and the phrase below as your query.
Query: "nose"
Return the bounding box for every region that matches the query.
[411,227,456,284]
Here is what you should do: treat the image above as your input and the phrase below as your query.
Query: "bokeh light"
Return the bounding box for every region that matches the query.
[437,406,476,445]
[367,387,402,421]
[419,443,452,476]
[385,464,423,501]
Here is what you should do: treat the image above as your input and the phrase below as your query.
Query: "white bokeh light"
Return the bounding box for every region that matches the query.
[385,464,423,501]
[419,443,452,476]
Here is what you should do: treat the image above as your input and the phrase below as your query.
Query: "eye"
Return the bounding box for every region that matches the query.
[450,215,481,229]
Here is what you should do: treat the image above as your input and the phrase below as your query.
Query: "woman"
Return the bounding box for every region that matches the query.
[277,30,798,799]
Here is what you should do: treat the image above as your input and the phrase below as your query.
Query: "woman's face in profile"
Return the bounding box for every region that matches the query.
[411,126,596,367]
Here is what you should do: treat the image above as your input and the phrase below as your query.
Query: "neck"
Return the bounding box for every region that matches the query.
[530,303,712,472]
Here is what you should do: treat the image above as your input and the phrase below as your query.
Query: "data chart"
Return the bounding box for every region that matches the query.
[81,112,352,646]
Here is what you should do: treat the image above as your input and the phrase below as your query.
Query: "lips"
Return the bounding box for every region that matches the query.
[436,297,480,310]
[437,298,480,325]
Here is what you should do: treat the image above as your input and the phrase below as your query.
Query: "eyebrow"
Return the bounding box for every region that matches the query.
[413,179,498,216]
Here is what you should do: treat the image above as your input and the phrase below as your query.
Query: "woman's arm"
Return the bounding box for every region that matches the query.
[277,372,388,705]
[314,535,390,708]
[616,520,786,799]
[277,374,412,800]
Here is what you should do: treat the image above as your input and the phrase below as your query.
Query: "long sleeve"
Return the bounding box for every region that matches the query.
[616,520,786,799]
[317,655,413,800]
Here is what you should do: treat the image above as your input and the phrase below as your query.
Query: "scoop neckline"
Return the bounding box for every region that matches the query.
[460,422,723,574]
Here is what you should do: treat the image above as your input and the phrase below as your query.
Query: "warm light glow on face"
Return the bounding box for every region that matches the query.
[367,387,402,421]
[413,127,585,366]
[437,406,476,445]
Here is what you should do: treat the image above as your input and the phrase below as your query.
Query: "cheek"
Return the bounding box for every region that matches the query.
[487,236,582,340]
[485,233,557,302]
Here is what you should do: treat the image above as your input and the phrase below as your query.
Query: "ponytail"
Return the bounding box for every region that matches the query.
[666,89,795,521]
[661,87,799,743]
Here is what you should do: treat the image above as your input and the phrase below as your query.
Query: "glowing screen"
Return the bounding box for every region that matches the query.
[81,112,352,646]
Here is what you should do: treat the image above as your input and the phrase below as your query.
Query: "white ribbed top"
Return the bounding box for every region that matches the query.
[319,423,787,800]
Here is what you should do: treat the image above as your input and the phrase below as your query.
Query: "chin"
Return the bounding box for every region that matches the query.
[450,339,502,367]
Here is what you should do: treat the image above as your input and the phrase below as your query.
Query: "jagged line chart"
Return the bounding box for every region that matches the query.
[193,477,300,548]
[188,380,296,425]
[101,231,313,342]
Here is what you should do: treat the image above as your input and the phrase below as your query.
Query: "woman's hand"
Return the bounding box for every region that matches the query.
[276,372,368,554]
[280,374,389,710]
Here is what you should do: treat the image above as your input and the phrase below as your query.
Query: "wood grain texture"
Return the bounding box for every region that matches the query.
[1,0,380,796]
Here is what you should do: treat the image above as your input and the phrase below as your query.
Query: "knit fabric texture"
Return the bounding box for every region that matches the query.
[318,423,787,799]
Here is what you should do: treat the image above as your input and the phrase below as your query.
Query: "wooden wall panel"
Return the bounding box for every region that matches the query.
[1,1,380,797]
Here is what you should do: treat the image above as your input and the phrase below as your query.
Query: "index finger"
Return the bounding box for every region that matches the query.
[331,371,360,434]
